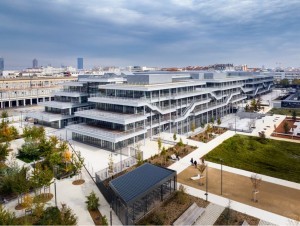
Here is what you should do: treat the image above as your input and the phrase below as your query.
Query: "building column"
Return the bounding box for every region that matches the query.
[9,101,11,108]
[23,100,26,106]
[58,120,61,129]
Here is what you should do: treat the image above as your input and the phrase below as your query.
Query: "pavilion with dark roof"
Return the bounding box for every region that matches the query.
[109,163,177,225]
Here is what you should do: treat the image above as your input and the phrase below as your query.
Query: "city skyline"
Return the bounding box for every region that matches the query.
[1,0,300,69]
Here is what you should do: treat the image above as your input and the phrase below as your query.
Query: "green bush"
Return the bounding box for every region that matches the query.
[101,215,108,225]
[85,191,99,211]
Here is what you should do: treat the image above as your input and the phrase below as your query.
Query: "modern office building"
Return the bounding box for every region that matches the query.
[0,57,4,71]
[59,71,273,152]
[77,58,83,70]
[33,58,38,68]
[0,76,77,109]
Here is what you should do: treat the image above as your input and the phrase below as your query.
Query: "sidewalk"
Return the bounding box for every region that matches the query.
[180,183,297,225]
[168,130,236,174]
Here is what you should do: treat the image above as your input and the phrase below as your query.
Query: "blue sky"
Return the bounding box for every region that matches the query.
[1,0,300,69]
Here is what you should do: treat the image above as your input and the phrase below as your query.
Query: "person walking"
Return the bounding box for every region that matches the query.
[190,157,194,165]
[194,160,197,168]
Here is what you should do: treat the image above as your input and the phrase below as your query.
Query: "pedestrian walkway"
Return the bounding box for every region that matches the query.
[195,203,224,225]
[258,219,277,226]
[168,130,236,174]
[180,183,294,225]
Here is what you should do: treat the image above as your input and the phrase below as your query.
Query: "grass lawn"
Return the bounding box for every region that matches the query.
[204,135,300,183]
[270,108,300,116]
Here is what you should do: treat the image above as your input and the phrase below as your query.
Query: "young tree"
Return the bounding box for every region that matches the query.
[108,153,114,179]
[160,147,167,166]
[191,122,196,133]
[250,98,257,112]
[60,204,78,225]
[283,121,290,134]
[85,191,100,211]
[72,151,85,180]
[157,137,162,154]
[12,166,30,204]
[22,193,33,210]
[217,117,221,133]
[210,117,215,124]
[135,144,143,167]
[177,138,184,147]
[197,163,207,186]
[173,132,177,141]
[1,111,9,119]
[250,174,262,202]
[0,205,16,225]
[0,142,9,162]
[256,96,262,111]
[205,124,212,140]
[23,125,45,142]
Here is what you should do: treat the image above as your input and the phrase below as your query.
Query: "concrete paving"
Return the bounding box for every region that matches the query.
[195,203,225,225]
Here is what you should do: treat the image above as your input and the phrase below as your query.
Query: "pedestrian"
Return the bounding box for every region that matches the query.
[194,160,197,168]
[190,157,193,165]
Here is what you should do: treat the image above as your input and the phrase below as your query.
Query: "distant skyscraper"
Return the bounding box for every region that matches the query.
[0,57,4,71]
[33,58,38,68]
[77,57,83,70]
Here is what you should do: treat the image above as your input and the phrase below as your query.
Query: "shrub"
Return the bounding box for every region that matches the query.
[176,185,188,204]
[177,138,184,147]
[151,211,165,225]
[102,215,108,225]
[85,191,100,211]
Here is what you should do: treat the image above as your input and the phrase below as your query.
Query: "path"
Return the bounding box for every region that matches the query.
[180,183,295,225]
[195,203,224,225]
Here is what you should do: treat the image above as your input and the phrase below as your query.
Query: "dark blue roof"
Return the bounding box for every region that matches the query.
[109,163,176,204]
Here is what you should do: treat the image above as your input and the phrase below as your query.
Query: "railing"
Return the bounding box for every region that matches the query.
[95,156,137,181]
[67,124,146,139]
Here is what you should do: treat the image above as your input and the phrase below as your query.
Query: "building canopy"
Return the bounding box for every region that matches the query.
[109,163,176,205]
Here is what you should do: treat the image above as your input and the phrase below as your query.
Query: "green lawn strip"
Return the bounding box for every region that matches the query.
[204,135,300,183]
[270,108,300,116]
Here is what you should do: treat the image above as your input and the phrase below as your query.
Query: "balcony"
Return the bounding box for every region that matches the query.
[75,109,147,124]
[39,101,90,109]
[66,124,147,143]
[53,90,88,97]
[25,111,74,122]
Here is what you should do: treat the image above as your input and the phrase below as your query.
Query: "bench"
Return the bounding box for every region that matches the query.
[173,202,205,226]
[170,154,177,161]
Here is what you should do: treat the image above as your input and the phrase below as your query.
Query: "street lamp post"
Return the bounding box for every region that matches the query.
[20,111,23,128]
[204,164,208,201]
[54,179,57,207]
[220,159,223,195]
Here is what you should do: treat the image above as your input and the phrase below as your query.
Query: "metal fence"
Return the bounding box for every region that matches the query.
[95,156,138,181]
